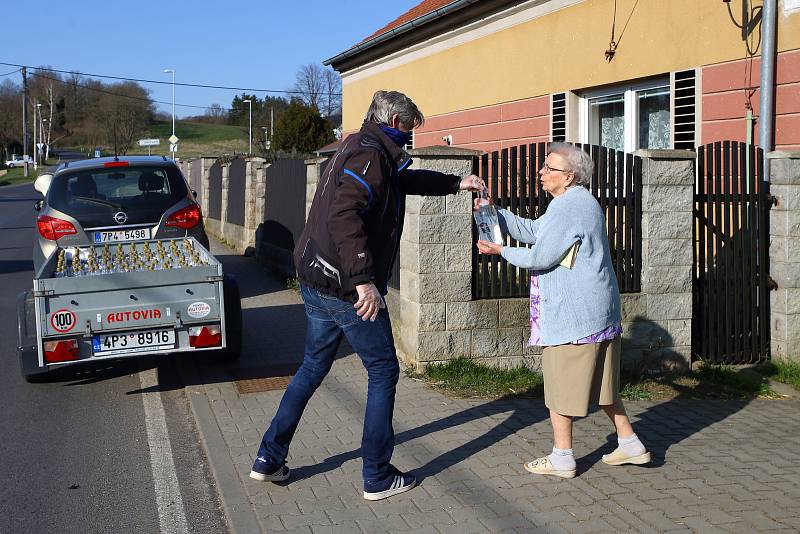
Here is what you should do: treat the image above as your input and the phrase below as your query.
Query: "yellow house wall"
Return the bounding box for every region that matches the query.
[340,0,800,131]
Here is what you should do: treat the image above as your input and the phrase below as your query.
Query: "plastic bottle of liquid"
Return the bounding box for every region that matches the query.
[473,190,503,244]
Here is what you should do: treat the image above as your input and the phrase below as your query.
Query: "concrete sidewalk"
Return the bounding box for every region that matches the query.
[182,240,800,534]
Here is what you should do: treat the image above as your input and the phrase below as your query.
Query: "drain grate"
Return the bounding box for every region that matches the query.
[234,376,293,394]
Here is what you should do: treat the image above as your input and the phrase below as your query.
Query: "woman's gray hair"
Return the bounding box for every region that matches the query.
[365,90,425,129]
[548,142,593,188]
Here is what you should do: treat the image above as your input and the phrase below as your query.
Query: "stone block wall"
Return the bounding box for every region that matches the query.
[768,151,800,362]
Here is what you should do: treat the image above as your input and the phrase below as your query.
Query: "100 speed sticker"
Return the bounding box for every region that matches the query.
[50,309,77,333]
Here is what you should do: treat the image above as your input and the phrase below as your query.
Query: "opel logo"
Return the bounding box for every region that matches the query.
[113,211,128,225]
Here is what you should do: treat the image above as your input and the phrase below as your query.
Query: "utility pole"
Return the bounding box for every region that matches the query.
[32,102,37,169]
[21,67,28,177]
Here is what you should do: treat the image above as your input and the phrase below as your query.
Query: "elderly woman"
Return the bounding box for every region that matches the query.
[476,143,650,478]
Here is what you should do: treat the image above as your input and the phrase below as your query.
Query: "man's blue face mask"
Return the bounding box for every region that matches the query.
[379,123,411,147]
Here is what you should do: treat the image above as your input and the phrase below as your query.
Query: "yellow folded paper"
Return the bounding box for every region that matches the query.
[560,242,579,269]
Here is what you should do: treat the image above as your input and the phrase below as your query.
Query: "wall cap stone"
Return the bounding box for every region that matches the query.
[766,151,800,160]
[410,146,483,157]
[635,149,696,160]
[305,156,329,165]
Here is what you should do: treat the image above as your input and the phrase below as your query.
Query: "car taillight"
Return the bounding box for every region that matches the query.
[103,161,129,167]
[189,325,222,348]
[43,339,79,363]
[37,215,78,241]
[166,204,202,230]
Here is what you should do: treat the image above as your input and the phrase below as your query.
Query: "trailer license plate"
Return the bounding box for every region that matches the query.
[92,329,175,356]
[93,228,151,244]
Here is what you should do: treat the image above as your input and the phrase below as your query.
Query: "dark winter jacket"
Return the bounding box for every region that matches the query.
[294,121,461,302]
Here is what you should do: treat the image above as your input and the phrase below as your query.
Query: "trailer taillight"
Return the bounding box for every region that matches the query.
[166,204,202,229]
[189,325,221,348]
[43,339,79,362]
[37,215,78,241]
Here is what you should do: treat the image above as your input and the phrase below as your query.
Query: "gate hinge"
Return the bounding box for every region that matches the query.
[767,276,779,291]
[767,194,778,208]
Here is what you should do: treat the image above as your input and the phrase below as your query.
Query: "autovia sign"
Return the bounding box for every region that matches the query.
[106,308,162,323]
[50,309,77,333]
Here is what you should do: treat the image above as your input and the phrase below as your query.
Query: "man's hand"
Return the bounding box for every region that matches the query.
[459,174,485,192]
[354,282,385,322]
[477,239,503,255]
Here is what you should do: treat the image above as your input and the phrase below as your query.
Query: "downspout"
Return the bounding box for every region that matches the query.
[758,0,777,183]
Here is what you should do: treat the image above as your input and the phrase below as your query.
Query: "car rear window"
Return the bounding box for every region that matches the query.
[47,165,190,228]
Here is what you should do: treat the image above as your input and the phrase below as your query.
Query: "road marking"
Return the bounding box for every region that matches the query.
[140,368,189,534]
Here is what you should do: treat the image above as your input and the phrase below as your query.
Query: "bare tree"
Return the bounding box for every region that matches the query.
[292,63,325,111]
[0,80,22,162]
[92,82,154,155]
[322,68,342,119]
[204,103,227,123]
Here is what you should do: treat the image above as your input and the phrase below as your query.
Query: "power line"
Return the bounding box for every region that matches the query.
[29,70,233,111]
[0,61,341,97]
[0,67,21,77]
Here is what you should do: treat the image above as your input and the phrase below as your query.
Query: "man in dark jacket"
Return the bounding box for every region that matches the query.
[250,90,484,500]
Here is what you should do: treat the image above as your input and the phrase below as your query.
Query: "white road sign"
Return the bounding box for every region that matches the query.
[168,134,179,144]
[138,138,160,147]
[36,143,44,150]
[169,143,178,153]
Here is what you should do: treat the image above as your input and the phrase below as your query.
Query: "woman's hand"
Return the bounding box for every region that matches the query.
[473,192,494,212]
[476,240,502,255]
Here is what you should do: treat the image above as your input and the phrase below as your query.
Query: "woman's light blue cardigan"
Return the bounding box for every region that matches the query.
[498,185,621,346]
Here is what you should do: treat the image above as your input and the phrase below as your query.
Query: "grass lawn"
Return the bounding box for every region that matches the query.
[0,167,39,187]
[754,360,800,390]
[411,357,788,401]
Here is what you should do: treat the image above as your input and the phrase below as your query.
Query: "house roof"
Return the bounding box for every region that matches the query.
[359,0,455,44]
[325,0,522,72]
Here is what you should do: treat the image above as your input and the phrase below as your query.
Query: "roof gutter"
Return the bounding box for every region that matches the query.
[323,0,483,67]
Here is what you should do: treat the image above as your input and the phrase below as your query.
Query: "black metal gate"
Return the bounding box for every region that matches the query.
[693,141,771,364]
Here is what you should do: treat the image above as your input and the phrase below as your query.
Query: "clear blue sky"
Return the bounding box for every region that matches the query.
[7,0,422,118]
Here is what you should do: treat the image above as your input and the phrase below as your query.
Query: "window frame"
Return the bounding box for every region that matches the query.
[579,77,671,152]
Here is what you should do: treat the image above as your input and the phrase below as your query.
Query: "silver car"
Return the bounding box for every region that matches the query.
[33,156,209,273]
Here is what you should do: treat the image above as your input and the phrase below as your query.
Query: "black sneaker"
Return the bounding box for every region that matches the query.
[363,468,416,501]
[249,456,291,482]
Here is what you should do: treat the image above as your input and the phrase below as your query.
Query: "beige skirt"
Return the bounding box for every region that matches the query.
[541,337,621,417]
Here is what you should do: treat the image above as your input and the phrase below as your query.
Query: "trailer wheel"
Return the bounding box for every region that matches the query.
[220,275,242,361]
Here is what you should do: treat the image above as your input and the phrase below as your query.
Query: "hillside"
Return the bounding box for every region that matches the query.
[132,120,250,160]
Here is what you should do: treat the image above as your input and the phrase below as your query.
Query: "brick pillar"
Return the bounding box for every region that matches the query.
[198,157,217,219]
[304,156,328,222]
[386,147,481,368]
[244,157,266,251]
[630,149,696,371]
[768,151,800,362]
[219,161,231,241]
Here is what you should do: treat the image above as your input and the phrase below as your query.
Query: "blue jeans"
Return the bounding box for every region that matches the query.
[255,284,400,482]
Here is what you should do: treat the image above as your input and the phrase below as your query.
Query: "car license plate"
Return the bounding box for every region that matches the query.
[93,228,151,244]
[92,329,175,356]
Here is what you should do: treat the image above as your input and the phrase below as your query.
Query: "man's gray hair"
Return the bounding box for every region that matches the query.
[365,90,425,129]
[548,142,594,188]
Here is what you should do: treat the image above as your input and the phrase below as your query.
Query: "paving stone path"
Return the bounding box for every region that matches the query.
[191,242,800,533]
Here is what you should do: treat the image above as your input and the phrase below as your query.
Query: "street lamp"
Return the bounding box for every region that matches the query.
[163,68,176,157]
[262,127,270,150]
[34,103,41,169]
[243,99,252,155]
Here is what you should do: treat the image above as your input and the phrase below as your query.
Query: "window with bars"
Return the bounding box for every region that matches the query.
[551,93,566,141]
[672,69,697,150]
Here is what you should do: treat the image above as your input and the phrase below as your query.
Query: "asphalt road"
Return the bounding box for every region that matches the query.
[0,182,228,533]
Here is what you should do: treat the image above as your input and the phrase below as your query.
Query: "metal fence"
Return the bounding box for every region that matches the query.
[472,142,642,299]
[693,141,771,364]
[226,158,247,226]
[261,158,307,252]
[207,160,223,220]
